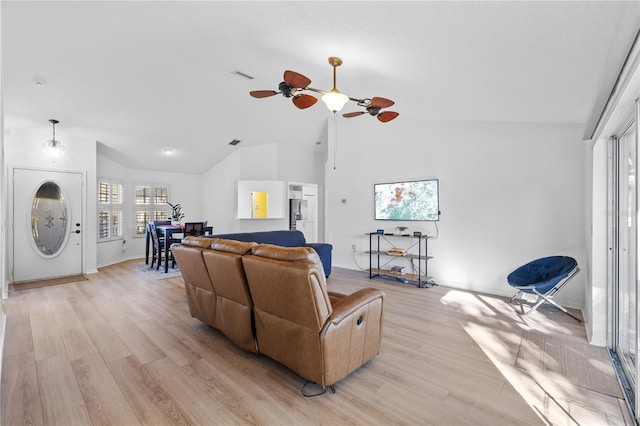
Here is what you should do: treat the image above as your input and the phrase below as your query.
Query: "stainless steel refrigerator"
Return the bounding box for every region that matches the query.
[289,199,308,230]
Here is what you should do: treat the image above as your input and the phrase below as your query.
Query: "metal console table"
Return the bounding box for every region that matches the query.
[367,232,435,288]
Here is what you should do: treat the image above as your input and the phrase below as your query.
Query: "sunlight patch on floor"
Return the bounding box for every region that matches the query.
[438,288,629,426]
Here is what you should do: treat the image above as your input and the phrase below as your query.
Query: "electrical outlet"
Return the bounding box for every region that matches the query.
[351,244,356,252]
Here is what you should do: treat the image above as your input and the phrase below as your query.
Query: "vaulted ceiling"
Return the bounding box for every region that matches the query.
[3,1,638,173]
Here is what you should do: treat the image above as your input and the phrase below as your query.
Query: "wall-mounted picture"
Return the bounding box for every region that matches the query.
[374,179,440,221]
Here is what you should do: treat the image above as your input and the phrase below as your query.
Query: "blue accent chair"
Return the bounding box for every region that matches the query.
[507,256,581,322]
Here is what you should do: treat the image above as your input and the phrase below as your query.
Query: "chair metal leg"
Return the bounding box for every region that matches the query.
[533,291,582,322]
[508,292,545,316]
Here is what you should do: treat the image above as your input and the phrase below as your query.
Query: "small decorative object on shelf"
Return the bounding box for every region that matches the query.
[413,231,422,237]
[395,226,409,235]
[390,265,405,275]
[376,229,385,234]
[387,247,405,256]
[167,202,185,224]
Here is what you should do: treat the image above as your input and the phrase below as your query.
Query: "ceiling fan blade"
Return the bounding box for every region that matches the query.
[292,94,317,109]
[284,70,312,89]
[377,111,399,123]
[250,90,278,98]
[370,97,395,108]
[343,111,366,118]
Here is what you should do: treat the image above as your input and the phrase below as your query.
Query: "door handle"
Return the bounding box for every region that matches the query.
[74,230,81,234]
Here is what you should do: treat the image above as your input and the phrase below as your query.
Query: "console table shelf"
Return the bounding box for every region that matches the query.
[367,232,435,288]
[368,268,432,283]
[366,250,434,261]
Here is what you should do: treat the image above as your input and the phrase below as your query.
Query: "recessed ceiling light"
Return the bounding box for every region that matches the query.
[163,148,175,155]
[229,139,241,146]
[32,74,47,86]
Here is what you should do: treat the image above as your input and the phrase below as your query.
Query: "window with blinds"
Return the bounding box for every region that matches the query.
[98,180,124,241]
[134,184,170,236]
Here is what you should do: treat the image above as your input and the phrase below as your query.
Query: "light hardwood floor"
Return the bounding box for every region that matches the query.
[1,260,632,425]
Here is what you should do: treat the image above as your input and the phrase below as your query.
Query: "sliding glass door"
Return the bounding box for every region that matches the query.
[610,105,640,415]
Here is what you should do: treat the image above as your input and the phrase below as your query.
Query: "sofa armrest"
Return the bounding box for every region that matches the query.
[327,290,347,306]
[320,288,384,387]
[328,288,384,325]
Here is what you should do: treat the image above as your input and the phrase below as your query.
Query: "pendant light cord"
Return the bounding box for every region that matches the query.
[333,113,338,170]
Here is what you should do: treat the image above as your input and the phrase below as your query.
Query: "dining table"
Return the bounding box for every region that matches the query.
[145,224,184,273]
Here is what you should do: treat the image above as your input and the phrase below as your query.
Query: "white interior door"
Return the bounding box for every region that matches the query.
[12,168,84,282]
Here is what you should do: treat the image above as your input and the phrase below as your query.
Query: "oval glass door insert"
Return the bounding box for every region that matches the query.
[31,181,68,256]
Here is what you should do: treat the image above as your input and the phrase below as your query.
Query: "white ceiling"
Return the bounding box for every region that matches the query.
[3,1,638,173]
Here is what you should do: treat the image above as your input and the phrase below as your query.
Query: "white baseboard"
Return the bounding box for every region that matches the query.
[96,255,144,269]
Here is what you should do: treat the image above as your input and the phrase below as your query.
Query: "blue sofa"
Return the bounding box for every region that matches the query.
[211,230,333,277]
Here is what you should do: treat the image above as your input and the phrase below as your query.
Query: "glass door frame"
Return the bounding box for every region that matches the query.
[608,101,640,419]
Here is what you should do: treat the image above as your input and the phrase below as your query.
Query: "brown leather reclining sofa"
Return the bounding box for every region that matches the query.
[171,236,385,392]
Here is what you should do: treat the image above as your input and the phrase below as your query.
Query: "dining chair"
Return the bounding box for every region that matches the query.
[184,222,205,237]
[149,222,175,270]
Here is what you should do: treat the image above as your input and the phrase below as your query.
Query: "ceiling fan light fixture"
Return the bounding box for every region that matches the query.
[322,57,349,112]
[249,56,398,121]
[322,89,349,112]
[42,119,66,161]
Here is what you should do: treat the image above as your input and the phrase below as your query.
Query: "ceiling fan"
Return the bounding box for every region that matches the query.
[249,70,318,110]
[249,57,399,123]
[343,97,400,123]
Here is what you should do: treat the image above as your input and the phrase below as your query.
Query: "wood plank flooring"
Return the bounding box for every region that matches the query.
[1,260,632,425]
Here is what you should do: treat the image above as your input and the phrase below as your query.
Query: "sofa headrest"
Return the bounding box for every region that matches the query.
[212,230,306,247]
[251,244,320,264]
[210,238,257,255]
[181,236,215,249]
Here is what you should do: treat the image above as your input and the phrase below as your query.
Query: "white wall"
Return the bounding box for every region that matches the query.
[200,143,285,234]
[585,137,608,345]
[96,153,202,267]
[200,141,327,238]
[5,127,98,274]
[326,118,586,308]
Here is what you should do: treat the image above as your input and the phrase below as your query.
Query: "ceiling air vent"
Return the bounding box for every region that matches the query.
[229,139,241,146]
[231,70,255,80]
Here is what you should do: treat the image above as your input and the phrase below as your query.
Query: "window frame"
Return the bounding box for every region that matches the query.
[97,178,124,242]
[134,183,171,237]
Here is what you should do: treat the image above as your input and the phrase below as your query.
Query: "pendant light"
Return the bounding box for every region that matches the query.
[42,119,66,161]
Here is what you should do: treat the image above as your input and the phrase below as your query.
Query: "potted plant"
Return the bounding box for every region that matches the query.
[167,202,185,225]
[395,225,409,235]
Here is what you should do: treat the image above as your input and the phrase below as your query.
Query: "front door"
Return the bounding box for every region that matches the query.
[12,168,84,282]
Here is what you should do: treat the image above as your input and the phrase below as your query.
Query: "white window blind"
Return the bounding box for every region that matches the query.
[98,180,124,241]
